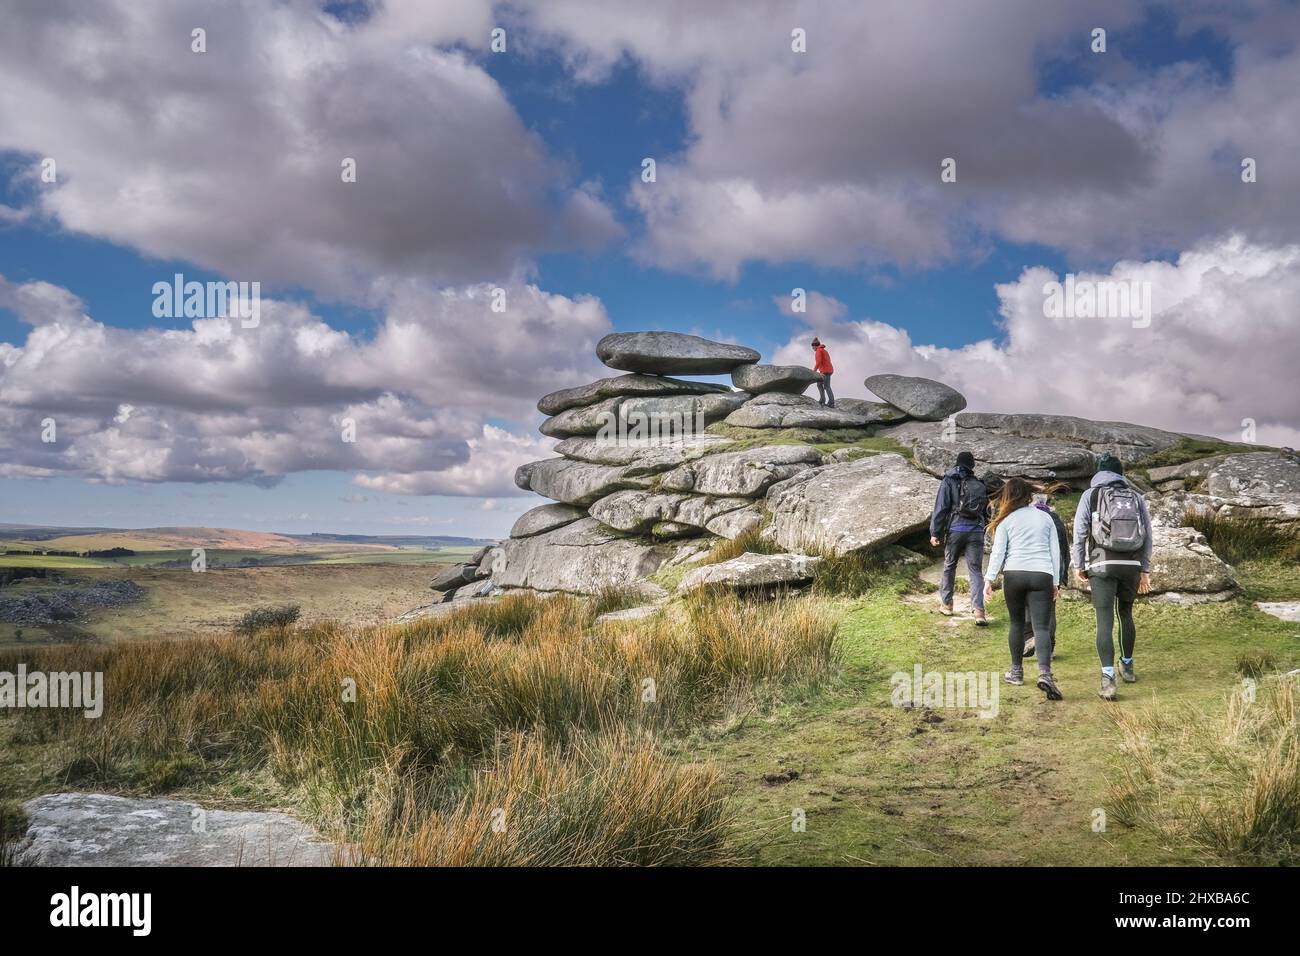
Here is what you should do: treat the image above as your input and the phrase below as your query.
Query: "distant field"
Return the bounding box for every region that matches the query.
[0,545,485,569]
[0,562,451,646]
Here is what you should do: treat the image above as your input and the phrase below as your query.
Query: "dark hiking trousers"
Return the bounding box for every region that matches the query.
[817,372,835,407]
[1090,565,1141,668]
[1003,570,1054,673]
[940,529,985,610]
[1023,602,1057,644]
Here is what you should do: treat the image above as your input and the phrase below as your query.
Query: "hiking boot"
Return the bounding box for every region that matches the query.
[974,609,988,627]
[939,604,954,617]
[1120,660,1137,683]
[1037,673,1063,701]
[1003,668,1024,686]
[1098,673,1117,701]
[1023,637,1036,657]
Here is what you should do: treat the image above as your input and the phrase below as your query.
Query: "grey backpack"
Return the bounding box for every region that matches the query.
[1090,481,1146,553]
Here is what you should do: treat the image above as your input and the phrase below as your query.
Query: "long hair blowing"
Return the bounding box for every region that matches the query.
[987,475,1036,538]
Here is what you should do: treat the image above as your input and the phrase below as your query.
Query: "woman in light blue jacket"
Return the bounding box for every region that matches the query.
[982,476,1063,700]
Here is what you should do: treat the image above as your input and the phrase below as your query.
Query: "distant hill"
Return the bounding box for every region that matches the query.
[0,524,495,554]
[284,533,495,547]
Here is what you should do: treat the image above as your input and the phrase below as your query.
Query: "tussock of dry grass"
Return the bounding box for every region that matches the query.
[1108,675,1300,864]
[1,589,839,865]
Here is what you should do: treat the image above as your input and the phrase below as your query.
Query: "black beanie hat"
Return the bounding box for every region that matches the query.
[956,451,975,469]
[1097,453,1123,474]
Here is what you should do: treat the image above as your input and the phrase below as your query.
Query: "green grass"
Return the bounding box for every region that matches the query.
[679,556,1300,865]
[1133,437,1263,476]
[1183,508,1300,566]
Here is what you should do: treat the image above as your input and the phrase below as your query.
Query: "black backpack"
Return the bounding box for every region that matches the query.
[954,474,989,523]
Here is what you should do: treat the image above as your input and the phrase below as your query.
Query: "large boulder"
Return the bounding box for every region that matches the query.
[1202,453,1300,527]
[723,393,900,429]
[1073,526,1236,598]
[519,458,652,506]
[659,444,822,497]
[509,503,588,539]
[538,397,622,438]
[429,563,483,592]
[865,374,967,421]
[16,793,334,866]
[491,518,679,595]
[538,373,729,416]
[911,434,1098,483]
[764,453,940,556]
[589,489,752,535]
[596,331,760,375]
[553,434,735,472]
[705,504,765,539]
[953,412,1183,463]
[730,364,821,395]
[678,552,821,593]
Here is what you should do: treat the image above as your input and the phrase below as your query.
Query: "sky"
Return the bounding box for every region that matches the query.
[1,0,1298,539]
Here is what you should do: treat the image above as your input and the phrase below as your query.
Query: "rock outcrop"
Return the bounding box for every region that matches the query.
[433,328,1271,603]
[16,793,334,867]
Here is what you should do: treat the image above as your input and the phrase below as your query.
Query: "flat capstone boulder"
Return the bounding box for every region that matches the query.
[730,364,821,395]
[518,457,653,507]
[553,434,735,473]
[596,331,760,375]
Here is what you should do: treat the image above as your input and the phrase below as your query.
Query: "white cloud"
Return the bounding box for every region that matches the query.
[0,275,590,492]
[772,236,1300,448]
[0,0,621,299]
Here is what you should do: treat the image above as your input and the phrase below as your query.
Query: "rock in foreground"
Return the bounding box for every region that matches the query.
[678,552,821,592]
[596,331,760,374]
[17,793,335,867]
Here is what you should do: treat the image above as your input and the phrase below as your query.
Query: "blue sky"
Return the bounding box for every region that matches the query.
[1,1,1296,538]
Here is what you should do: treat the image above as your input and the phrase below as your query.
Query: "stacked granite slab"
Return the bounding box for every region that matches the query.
[471,332,944,597]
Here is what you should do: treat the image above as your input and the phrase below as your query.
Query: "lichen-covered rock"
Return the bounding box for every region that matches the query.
[677,552,821,592]
[704,504,764,539]
[17,793,335,867]
[724,393,897,429]
[509,503,588,538]
[659,444,822,497]
[538,373,730,416]
[596,331,760,375]
[764,453,939,556]
[521,458,652,506]
[589,489,754,535]
[1202,453,1300,526]
[864,374,967,421]
[429,563,482,592]
[911,434,1098,483]
[491,517,681,595]
[730,364,821,395]
[953,412,1182,462]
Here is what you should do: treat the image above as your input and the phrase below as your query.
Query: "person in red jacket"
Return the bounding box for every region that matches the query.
[811,337,835,408]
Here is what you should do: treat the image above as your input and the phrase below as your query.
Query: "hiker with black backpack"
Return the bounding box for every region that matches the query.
[929,450,989,625]
[1071,453,1152,701]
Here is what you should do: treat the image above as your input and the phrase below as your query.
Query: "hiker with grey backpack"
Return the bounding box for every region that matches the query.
[1072,454,1152,701]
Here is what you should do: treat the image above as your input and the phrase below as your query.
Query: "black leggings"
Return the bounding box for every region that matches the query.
[1003,570,1055,672]
[1091,566,1140,667]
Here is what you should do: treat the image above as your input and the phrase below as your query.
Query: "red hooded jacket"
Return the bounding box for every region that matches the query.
[813,344,834,374]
